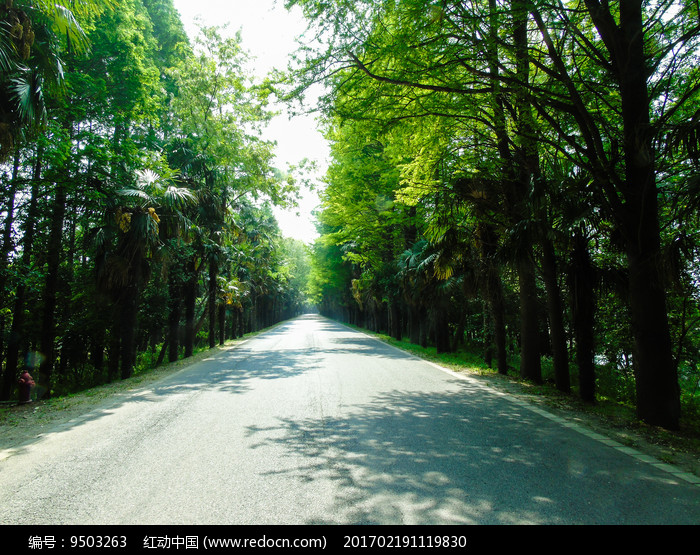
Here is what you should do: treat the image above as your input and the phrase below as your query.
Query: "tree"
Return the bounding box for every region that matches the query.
[104,166,195,378]
[0,0,115,158]
[288,0,700,427]
[525,0,700,428]
[0,1,307,402]
[166,23,298,352]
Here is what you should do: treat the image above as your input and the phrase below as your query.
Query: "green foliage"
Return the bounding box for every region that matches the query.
[2,0,699,436]
[0,0,308,401]
[298,0,700,429]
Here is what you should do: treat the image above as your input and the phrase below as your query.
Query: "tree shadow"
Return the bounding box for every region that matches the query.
[0,325,324,457]
[245,385,700,525]
[325,335,415,356]
[3,313,698,526]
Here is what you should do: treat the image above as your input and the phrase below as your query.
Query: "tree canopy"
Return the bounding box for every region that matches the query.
[1,0,699,435]
[290,0,700,430]
[0,0,310,400]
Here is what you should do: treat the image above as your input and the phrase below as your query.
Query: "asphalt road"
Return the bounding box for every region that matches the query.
[1,314,698,525]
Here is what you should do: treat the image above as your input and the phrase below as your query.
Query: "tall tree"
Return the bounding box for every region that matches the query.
[166,23,297,353]
[0,0,115,158]
[526,0,699,428]
[287,0,700,428]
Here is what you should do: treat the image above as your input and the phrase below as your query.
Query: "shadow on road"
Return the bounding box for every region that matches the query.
[0,321,324,458]
[4,313,697,526]
[245,385,700,525]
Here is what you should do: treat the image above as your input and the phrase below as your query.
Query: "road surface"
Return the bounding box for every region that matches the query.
[0,315,698,525]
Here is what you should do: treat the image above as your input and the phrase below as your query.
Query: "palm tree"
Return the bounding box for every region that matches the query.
[98,166,195,380]
[398,240,431,346]
[0,1,113,158]
[397,236,466,354]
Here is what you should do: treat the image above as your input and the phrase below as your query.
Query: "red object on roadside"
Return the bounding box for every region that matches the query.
[18,371,35,404]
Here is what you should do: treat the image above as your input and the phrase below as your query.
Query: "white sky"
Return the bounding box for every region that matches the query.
[171,0,328,244]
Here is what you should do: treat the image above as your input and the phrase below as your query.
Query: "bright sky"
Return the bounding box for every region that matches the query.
[171,0,328,244]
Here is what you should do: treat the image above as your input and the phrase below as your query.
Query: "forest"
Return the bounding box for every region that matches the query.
[0,1,311,403]
[1,1,699,433]
[291,0,700,431]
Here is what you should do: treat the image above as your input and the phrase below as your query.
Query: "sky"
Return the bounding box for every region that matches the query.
[171,0,328,244]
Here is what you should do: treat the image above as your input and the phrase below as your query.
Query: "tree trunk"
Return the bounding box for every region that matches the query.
[541,235,570,393]
[480,222,508,375]
[389,299,402,340]
[91,325,106,374]
[218,304,226,345]
[119,281,139,380]
[208,257,217,349]
[107,319,120,383]
[1,148,42,400]
[168,275,181,363]
[38,181,68,394]
[518,253,542,383]
[586,0,681,428]
[0,150,20,387]
[419,306,428,348]
[234,308,242,338]
[250,293,258,333]
[483,304,494,368]
[156,338,169,367]
[491,282,508,376]
[570,231,596,403]
[513,0,542,384]
[434,307,451,354]
[184,258,197,358]
[0,150,20,300]
[624,208,679,428]
[58,207,77,382]
[408,305,420,344]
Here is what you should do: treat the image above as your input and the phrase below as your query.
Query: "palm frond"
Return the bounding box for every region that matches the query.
[26,1,116,54]
[30,0,118,19]
[118,187,151,201]
[135,168,160,188]
[49,4,89,52]
[0,22,17,73]
[10,67,46,124]
[163,185,196,209]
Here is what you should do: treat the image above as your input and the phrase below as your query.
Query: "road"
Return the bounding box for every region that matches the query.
[0,314,698,525]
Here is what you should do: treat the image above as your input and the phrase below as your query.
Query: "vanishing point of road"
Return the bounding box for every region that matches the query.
[1,315,698,525]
